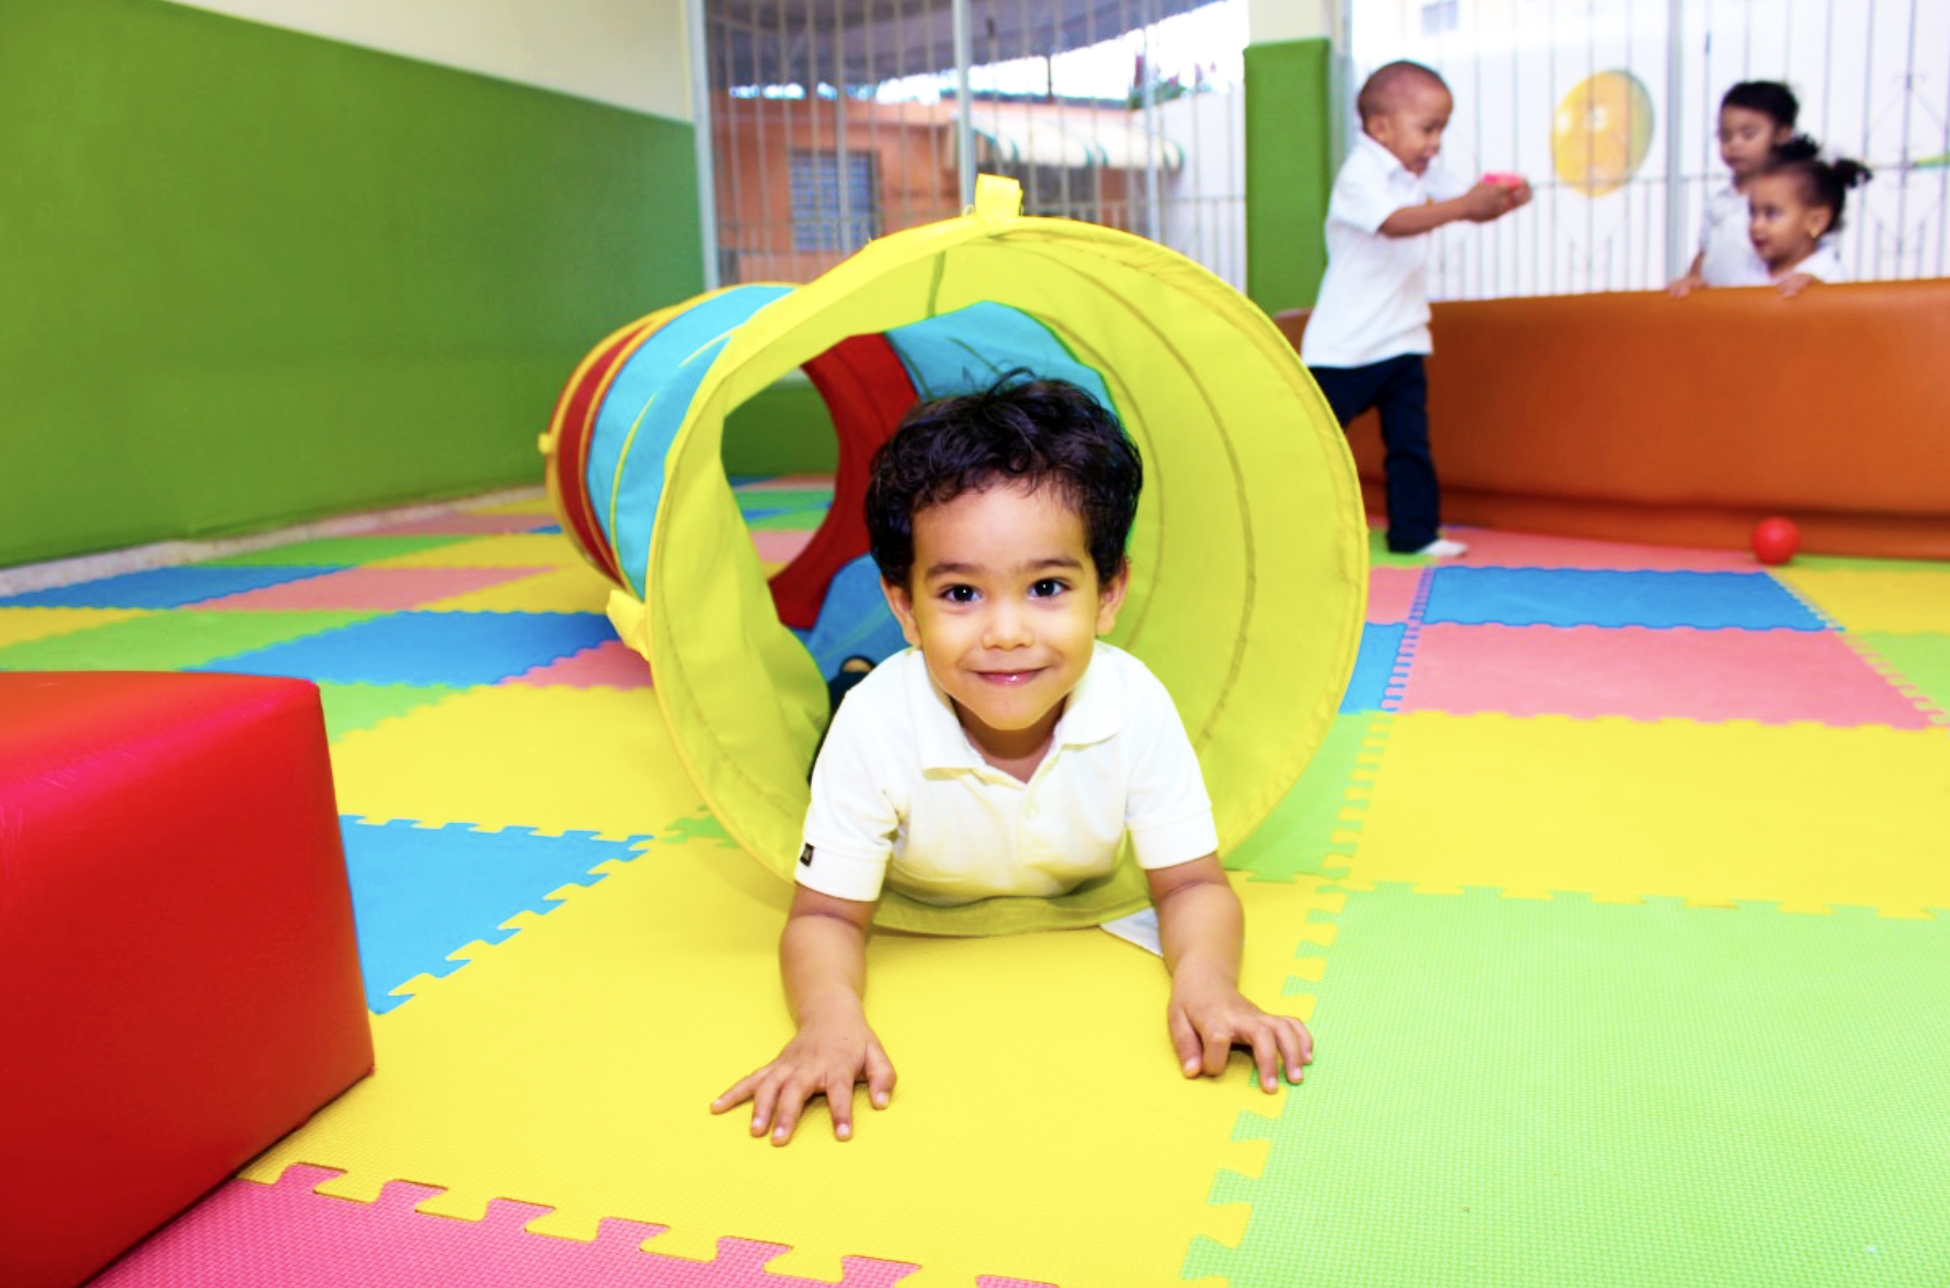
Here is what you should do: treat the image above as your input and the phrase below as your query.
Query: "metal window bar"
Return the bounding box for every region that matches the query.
[703,0,1250,292]
[1353,0,1948,300]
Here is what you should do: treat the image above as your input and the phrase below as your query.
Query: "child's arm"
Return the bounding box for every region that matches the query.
[711,885,895,1145]
[1775,272,1818,298]
[1378,181,1519,237]
[1149,855,1313,1092]
[1668,251,1707,297]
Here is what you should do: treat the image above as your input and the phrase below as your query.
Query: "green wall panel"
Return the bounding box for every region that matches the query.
[1245,37,1335,315]
[0,0,702,568]
[722,376,838,478]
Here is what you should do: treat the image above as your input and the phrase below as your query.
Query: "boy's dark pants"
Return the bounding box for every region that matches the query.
[1308,354,1441,553]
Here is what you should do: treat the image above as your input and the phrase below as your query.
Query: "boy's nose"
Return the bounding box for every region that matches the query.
[982,603,1033,649]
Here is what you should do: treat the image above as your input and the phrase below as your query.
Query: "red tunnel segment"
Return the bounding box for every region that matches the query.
[544,318,655,588]
[768,333,918,630]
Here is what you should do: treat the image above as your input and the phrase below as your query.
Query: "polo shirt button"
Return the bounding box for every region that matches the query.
[1024,804,1039,819]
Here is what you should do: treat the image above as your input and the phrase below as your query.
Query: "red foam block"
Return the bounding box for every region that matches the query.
[0,672,373,1288]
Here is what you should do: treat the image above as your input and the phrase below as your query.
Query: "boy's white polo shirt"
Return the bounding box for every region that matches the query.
[797,642,1218,908]
[1302,132,1470,369]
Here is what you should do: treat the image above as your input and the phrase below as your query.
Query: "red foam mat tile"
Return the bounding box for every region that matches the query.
[1394,623,1935,727]
[1444,528,1760,572]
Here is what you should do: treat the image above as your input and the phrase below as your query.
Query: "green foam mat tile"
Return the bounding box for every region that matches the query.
[0,610,373,672]
[1225,714,1383,883]
[1184,885,1950,1288]
[316,682,462,740]
[1367,528,1436,568]
[744,508,833,531]
[1789,553,1950,575]
[735,488,836,513]
[1852,632,1950,722]
[211,535,477,567]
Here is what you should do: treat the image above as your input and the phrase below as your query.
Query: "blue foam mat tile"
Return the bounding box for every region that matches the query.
[191,610,616,686]
[1421,568,1831,631]
[1340,623,1407,713]
[339,818,651,1012]
[0,564,339,609]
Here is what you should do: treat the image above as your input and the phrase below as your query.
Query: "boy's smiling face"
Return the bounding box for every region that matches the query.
[882,482,1127,769]
[1366,76,1453,176]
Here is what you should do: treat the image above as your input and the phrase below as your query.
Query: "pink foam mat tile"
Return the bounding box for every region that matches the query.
[1367,567,1423,624]
[187,567,551,612]
[1394,623,1936,727]
[751,529,816,565]
[508,639,653,689]
[364,513,558,537]
[93,1164,928,1287]
[1441,527,1760,572]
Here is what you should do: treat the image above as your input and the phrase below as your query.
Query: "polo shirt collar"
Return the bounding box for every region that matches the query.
[906,641,1128,772]
[1354,131,1417,185]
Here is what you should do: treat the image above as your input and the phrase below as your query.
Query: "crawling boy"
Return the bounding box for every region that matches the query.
[712,376,1312,1145]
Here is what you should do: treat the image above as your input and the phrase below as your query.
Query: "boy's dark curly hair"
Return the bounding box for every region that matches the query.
[866,374,1142,590]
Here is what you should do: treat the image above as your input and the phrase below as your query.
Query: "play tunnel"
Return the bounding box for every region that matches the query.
[540,176,1368,935]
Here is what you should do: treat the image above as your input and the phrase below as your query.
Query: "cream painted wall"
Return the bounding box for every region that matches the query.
[1247,0,1337,45]
[158,0,693,120]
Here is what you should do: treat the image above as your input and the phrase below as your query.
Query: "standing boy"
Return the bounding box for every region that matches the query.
[1302,60,1530,558]
[712,377,1313,1145]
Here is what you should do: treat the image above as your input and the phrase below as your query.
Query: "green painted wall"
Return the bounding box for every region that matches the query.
[0,0,702,568]
[1245,37,1336,314]
[723,376,838,478]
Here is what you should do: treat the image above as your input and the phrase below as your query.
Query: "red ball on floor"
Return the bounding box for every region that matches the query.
[1751,516,1800,566]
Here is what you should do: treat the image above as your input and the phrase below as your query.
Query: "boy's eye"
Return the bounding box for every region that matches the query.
[1028,578,1068,598]
[940,584,979,604]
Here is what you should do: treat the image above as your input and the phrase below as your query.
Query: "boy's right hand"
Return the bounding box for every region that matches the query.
[711,1011,897,1145]
[1667,272,1705,298]
[1461,181,1518,222]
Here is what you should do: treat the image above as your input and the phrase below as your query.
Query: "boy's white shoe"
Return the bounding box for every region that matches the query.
[1412,537,1470,559]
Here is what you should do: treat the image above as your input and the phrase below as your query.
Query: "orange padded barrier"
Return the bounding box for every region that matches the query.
[1279,280,1950,558]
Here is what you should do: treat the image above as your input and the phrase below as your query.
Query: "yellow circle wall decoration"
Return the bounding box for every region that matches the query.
[1553,70,1656,197]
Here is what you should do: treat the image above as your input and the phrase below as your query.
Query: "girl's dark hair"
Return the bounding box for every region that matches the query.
[1722,80,1818,161]
[1758,155,1874,233]
[865,373,1142,590]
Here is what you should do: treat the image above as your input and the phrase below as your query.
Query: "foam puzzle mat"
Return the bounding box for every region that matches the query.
[7,491,1945,1287]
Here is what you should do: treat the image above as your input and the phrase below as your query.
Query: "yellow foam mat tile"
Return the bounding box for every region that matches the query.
[245,850,1335,1287]
[1345,713,1950,916]
[424,564,617,614]
[328,686,702,840]
[0,607,149,648]
[371,534,585,571]
[1775,568,1950,634]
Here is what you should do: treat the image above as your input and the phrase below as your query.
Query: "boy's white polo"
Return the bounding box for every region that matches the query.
[1301,132,1470,369]
[798,642,1217,907]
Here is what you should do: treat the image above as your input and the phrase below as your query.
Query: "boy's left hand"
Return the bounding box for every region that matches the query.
[1167,972,1312,1093]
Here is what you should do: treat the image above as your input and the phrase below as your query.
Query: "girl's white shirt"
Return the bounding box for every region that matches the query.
[1774,241,1848,283]
[1698,184,1773,287]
